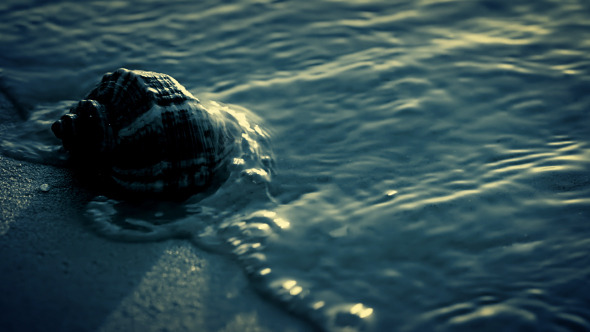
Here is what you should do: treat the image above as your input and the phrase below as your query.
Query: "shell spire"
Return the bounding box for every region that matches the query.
[51,99,113,160]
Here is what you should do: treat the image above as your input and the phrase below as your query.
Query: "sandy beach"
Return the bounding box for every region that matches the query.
[0,89,310,331]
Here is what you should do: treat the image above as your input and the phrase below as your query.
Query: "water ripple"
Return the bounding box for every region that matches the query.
[2,0,590,331]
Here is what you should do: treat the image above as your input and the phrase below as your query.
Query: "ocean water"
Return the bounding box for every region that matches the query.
[1,0,590,331]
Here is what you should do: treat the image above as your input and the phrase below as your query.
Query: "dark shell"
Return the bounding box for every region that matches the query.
[52,68,239,195]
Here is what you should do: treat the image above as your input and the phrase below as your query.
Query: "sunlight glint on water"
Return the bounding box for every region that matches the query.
[1,0,590,331]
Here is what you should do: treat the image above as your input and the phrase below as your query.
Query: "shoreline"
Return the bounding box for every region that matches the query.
[0,156,311,332]
[0,87,311,331]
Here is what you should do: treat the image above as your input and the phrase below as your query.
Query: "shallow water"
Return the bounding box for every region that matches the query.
[2,0,590,331]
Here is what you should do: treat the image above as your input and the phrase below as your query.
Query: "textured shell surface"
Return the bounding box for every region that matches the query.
[52,68,246,195]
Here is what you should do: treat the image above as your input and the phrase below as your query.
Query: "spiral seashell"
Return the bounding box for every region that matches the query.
[52,68,241,195]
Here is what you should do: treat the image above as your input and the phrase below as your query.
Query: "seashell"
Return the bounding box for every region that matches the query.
[51,68,241,196]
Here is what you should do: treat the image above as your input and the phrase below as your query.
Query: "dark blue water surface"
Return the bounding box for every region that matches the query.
[1,0,590,331]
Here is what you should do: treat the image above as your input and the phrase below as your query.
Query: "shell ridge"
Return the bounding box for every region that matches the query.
[111,162,213,193]
[113,71,152,129]
[85,69,154,131]
[111,158,210,177]
[112,69,133,107]
[117,103,167,139]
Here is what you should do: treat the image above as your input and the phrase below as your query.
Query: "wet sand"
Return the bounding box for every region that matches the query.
[0,91,310,331]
